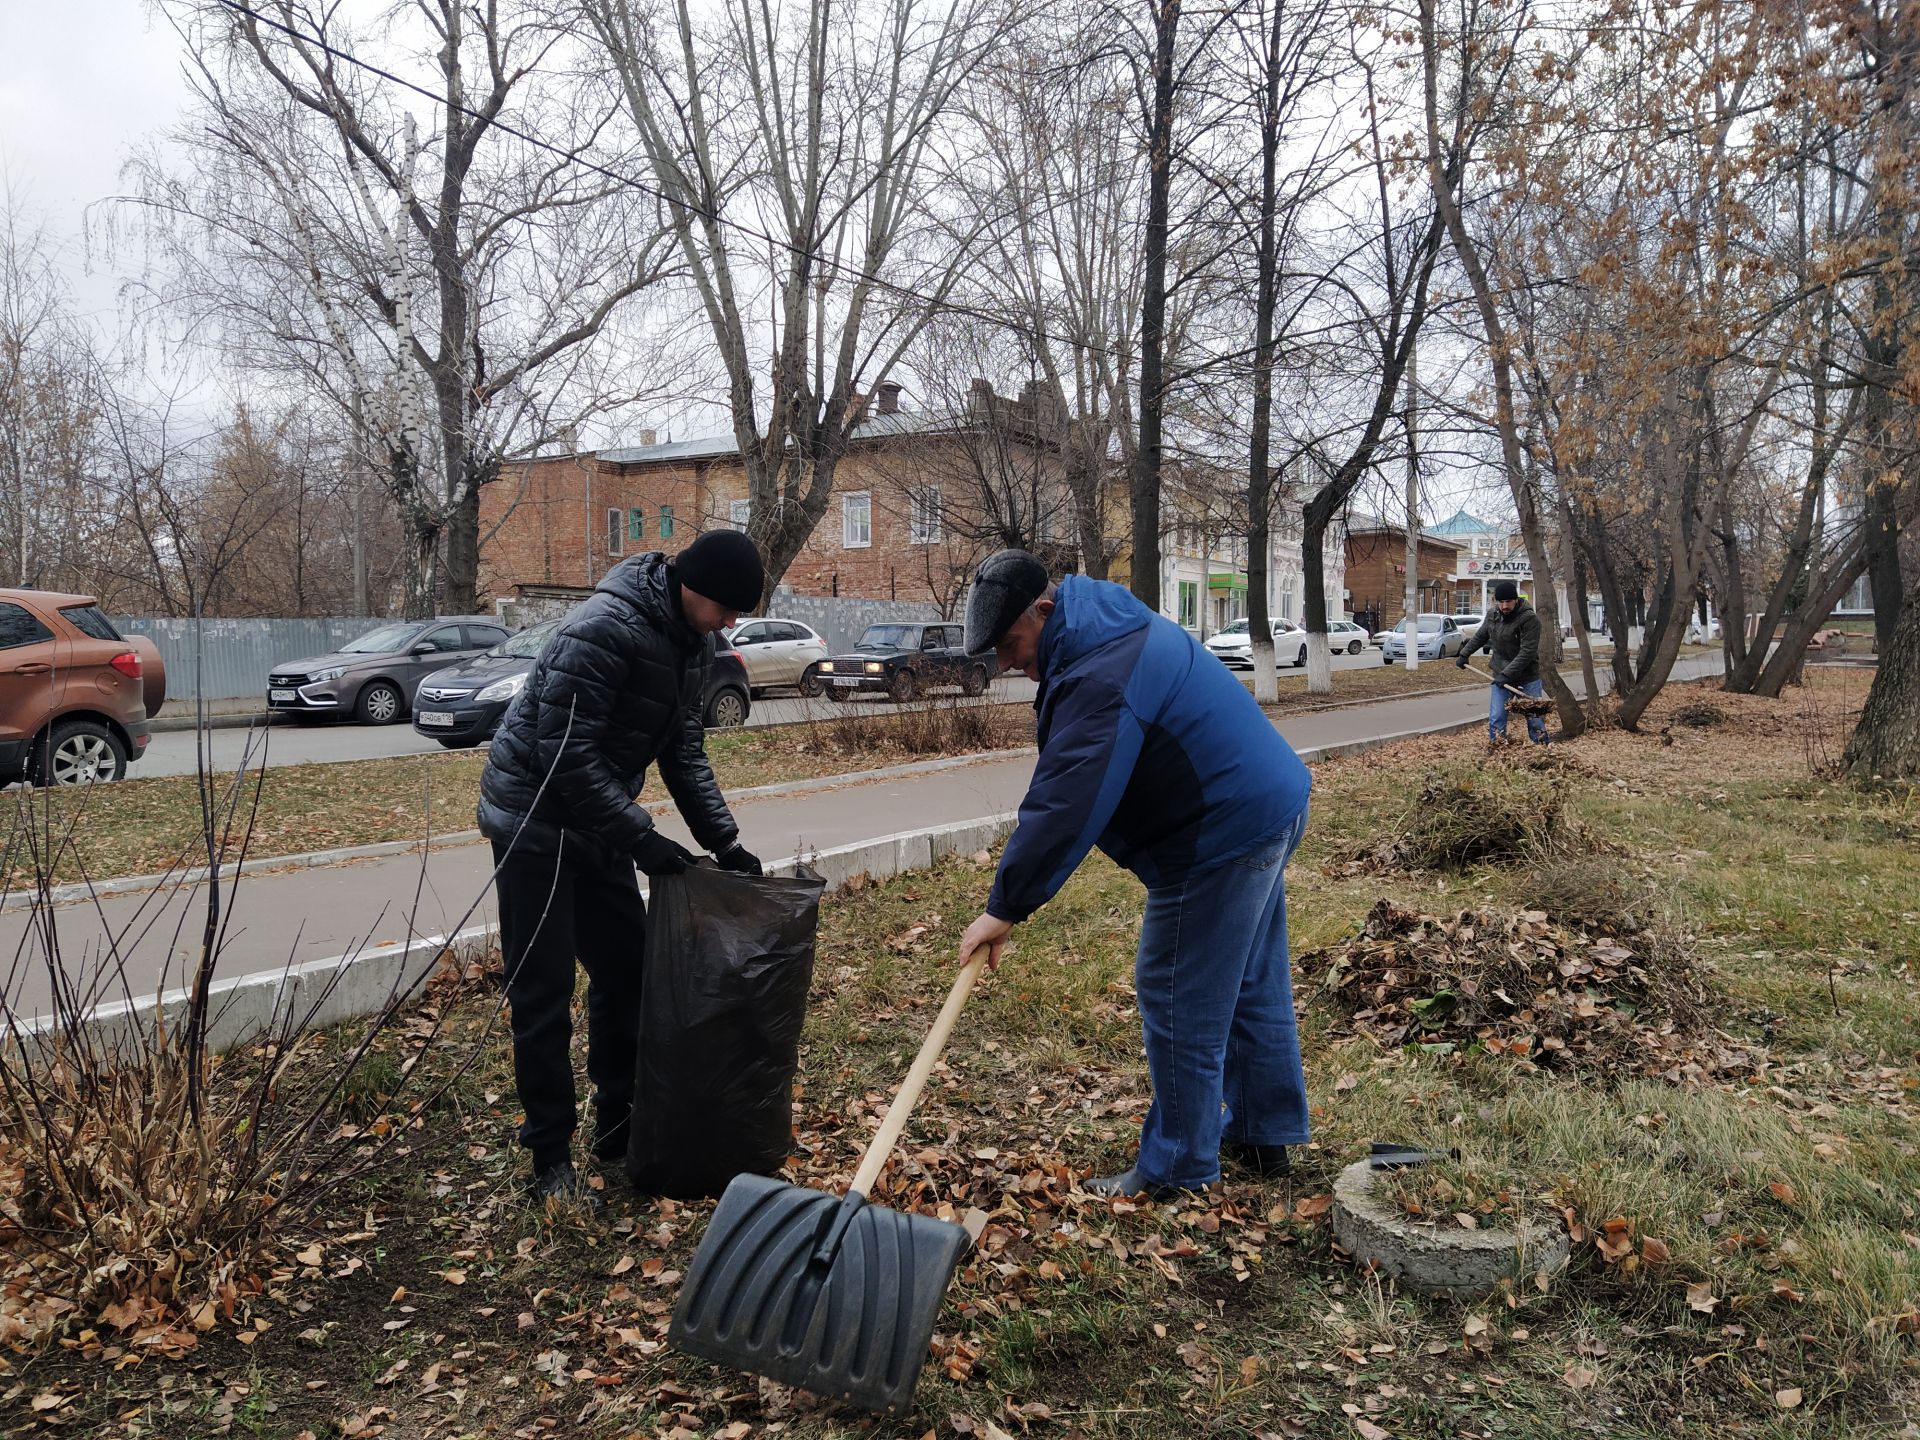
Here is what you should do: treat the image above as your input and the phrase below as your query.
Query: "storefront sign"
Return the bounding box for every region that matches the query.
[1458,557,1531,580]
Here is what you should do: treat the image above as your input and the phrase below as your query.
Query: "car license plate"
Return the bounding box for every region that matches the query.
[270,688,296,702]
[829,676,859,687]
[417,711,456,727]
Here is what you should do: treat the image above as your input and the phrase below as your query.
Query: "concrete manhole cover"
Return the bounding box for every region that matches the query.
[1331,1159,1569,1297]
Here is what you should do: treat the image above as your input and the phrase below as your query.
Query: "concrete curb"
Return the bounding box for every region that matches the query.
[3,747,1035,914]
[23,812,1021,1058]
[22,713,1484,1055]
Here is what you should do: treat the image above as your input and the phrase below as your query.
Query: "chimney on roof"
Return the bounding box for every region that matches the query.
[638,427,658,447]
[877,381,902,416]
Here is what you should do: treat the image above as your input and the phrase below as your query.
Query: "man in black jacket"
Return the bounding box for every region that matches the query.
[477,530,765,1202]
[1458,579,1548,744]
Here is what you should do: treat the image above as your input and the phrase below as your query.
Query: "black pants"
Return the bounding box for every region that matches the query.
[491,837,647,1172]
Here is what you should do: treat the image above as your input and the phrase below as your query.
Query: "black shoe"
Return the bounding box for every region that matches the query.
[530,1160,604,1210]
[590,1111,630,1163]
[1082,1168,1193,1203]
[1222,1141,1291,1178]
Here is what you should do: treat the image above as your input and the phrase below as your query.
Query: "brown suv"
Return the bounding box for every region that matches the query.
[0,589,167,784]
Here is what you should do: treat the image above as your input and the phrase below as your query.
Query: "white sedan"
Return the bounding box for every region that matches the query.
[1203,618,1300,669]
[1273,621,1372,666]
[725,618,830,696]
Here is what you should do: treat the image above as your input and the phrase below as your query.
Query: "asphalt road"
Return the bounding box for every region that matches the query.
[134,646,1393,778]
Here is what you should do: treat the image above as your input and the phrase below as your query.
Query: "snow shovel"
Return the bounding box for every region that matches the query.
[1462,660,1554,716]
[668,948,989,1414]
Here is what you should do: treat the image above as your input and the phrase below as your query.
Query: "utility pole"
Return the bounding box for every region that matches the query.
[1402,344,1421,670]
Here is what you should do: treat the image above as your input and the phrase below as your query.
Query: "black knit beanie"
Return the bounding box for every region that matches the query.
[675,529,765,612]
[1492,580,1519,602]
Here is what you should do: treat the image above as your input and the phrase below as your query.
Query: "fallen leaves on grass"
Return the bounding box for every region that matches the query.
[1297,900,1742,1081]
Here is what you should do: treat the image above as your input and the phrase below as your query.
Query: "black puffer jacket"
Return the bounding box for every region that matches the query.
[1463,598,1542,686]
[477,553,737,864]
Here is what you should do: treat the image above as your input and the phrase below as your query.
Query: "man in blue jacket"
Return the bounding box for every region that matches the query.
[956,550,1314,1200]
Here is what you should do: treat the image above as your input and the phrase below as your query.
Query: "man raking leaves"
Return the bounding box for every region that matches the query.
[956,550,1315,1200]
[1458,580,1551,744]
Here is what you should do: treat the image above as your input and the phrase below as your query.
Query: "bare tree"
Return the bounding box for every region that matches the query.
[963,12,1144,581]
[584,0,1017,608]
[0,198,126,595]
[127,0,675,616]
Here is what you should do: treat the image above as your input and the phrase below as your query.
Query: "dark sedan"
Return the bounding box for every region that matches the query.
[816,621,993,702]
[410,621,752,748]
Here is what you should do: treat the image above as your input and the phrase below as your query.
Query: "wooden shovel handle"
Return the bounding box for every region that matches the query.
[1462,659,1528,698]
[849,948,990,1199]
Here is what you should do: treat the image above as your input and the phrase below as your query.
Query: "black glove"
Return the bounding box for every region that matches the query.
[714,840,763,876]
[632,831,695,876]
[1456,654,1469,669]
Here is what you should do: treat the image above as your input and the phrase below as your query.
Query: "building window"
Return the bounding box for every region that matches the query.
[843,492,872,548]
[729,499,751,530]
[606,507,624,556]
[1177,580,1198,628]
[909,486,942,544]
[628,507,645,541]
[659,505,675,539]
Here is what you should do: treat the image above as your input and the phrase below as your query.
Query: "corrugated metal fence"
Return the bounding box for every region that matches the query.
[121,596,953,701]
[118,618,386,702]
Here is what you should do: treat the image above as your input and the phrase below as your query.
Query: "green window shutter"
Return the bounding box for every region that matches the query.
[658,506,675,538]
[628,507,645,541]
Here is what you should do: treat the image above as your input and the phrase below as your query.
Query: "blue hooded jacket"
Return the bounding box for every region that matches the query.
[986,577,1312,922]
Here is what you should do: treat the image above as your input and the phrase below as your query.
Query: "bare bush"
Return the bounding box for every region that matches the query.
[0,729,504,1353]
[793,694,1033,761]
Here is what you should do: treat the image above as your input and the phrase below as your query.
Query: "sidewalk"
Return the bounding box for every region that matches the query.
[2,659,1721,1023]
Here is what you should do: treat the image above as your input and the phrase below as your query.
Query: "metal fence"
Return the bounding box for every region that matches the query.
[495,590,944,656]
[118,617,387,702]
[763,594,943,652]
[117,594,951,702]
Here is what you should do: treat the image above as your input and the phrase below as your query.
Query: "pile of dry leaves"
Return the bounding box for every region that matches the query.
[1297,900,1749,1081]
[1331,750,1605,875]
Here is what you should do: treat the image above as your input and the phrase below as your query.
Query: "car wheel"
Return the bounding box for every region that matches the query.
[1348,640,1363,655]
[889,669,918,703]
[705,688,749,728]
[32,721,128,786]
[961,663,988,697]
[357,681,405,725]
[798,665,824,698]
[1295,645,1308,668]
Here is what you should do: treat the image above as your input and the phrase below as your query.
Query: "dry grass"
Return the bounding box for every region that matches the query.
[9,668,1919,1439]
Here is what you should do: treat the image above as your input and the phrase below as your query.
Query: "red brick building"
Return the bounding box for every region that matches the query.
[477,382,1074,614]
[1343,517,1468,632]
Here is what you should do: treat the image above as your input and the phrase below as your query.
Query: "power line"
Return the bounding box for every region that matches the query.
[208,0,1298,395]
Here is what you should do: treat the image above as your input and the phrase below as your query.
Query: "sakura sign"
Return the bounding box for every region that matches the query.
[1458,557,1531,580]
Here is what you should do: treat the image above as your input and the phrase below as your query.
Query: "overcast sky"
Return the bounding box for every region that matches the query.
[1,0,192,322]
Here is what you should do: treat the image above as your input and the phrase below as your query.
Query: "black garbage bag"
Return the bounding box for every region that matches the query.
[628,862,825,1198]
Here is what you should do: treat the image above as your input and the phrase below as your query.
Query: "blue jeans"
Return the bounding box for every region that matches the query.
[1132,806,1310,1188]
[1489,679,1548,743]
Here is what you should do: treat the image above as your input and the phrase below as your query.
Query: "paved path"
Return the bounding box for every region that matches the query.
[2,656,1721,1021]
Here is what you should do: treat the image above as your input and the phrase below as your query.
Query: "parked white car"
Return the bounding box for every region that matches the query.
[1380,613,1470,663]
[725,617,830,696]
[1271,620,1372,667]
[1203,618,1300,669]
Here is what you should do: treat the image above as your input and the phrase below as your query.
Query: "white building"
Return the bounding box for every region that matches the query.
[1160,496,1347,637]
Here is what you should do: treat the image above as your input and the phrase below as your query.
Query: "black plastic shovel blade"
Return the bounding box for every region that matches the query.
[670,1172,970,1414]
